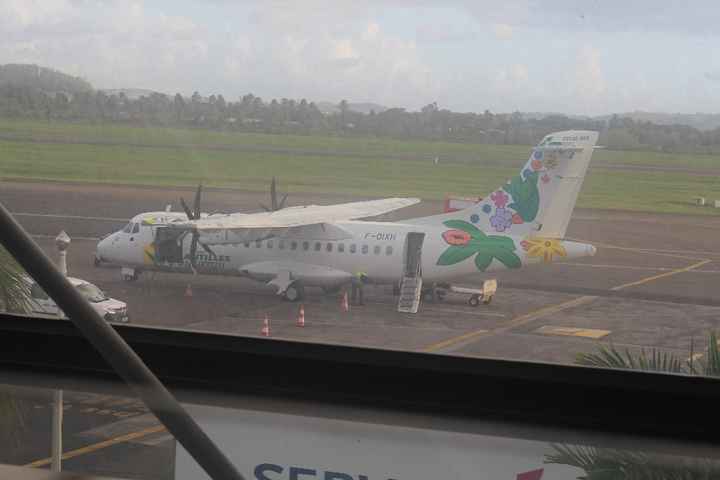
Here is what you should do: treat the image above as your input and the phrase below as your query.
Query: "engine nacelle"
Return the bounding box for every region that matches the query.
[238,261,353,288]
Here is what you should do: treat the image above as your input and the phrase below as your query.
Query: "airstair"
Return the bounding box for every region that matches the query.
[397,232,425,314]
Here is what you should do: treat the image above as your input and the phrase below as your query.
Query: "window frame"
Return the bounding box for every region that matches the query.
[0,312,718,445]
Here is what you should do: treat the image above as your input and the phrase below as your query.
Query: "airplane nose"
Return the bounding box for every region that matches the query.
[96,236,111,261]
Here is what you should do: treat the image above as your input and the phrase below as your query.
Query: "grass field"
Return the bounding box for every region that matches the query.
[1,120,719,215]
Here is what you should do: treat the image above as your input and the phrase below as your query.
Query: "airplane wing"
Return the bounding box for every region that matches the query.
[178,197,420,231]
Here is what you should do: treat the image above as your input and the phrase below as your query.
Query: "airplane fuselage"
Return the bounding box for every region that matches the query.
[97,215,595,288]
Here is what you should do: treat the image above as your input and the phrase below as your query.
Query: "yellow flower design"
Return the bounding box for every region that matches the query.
[143,243,156,264]
[521,237,567,263]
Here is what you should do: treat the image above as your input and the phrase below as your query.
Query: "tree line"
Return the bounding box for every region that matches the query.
[2,65,720,154]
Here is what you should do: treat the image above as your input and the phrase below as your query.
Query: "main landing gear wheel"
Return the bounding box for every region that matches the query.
[468,294,481,307]
[284,282,305,302]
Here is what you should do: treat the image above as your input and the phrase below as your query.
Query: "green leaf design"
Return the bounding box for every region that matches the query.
[437,245,478,266]
[502,171,540,222]
[479,237,522,270]
[486,235,517,250]
[492,249,522,269]
[474,253,493,271]
[442,220,484,238]
[437,232,522,271]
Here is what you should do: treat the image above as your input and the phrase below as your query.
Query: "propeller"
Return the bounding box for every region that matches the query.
[179,184,216,271]
[260,177,289,212]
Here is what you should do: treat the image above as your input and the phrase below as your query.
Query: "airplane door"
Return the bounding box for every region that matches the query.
[154,227,186,264]
[398,232,425,314]
[403,232,425,277]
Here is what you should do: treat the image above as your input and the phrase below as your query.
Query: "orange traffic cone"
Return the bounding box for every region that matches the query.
[341,291,350,312]
[296,304,305,327]
[261,316,270,337]
[184,284,193,297]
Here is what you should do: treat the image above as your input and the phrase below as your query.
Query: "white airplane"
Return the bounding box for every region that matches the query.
[95,130,599,312]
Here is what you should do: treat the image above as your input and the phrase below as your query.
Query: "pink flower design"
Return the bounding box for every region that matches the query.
[491,190,509,208]
[542,174,551,184]
[512,213,524,224]
[442,229,471,246]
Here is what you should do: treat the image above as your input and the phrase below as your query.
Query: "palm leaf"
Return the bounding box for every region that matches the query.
[576,344,685,374]
[546,443,720,479]
[578,333,720,379]
[701,331,720,377]
[0,246,31,314]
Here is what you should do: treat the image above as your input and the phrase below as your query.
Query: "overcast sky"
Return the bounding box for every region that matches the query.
[2,0,720,115]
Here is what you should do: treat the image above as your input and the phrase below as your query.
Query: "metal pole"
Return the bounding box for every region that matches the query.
[0,202,245,480]
[50,390,63,472]
[52,232,69,472]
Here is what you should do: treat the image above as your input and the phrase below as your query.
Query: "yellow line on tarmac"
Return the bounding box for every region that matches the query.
[610,259,712,291]
[423,296,596,353]
[422,251,712,354]
[422,330,489,352]
[24,424,166,468]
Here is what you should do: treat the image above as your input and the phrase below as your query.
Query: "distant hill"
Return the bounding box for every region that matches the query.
[100,88,169,100]
[523,110,720,131]
[0,64,92,94]
[608,111,720,131]
[316,101,388,115]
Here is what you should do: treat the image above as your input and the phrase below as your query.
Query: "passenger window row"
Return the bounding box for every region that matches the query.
[240,240,394,255]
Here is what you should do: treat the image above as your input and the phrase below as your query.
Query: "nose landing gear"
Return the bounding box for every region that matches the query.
[121,267,140,282]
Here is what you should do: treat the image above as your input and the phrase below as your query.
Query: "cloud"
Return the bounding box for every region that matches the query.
[575,46,605,97]
[492,23,513,40]
[416,22,476,43]
[495,64,528,85]
[705,71,720,83]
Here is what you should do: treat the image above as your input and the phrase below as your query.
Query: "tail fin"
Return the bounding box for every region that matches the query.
[411,130,598,238]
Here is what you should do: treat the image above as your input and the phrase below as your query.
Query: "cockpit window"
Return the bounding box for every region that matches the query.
[76,283,108,303]
[122,223,133,233]
[131,223,140,234]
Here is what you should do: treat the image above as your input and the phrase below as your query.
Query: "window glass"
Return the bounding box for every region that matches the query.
[75,283,108,303]
[3,1,718,381]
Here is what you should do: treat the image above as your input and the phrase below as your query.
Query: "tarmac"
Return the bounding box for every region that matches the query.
[1,180,719,478]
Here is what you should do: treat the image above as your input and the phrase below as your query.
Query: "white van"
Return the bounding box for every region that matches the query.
[25,276,129,323]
